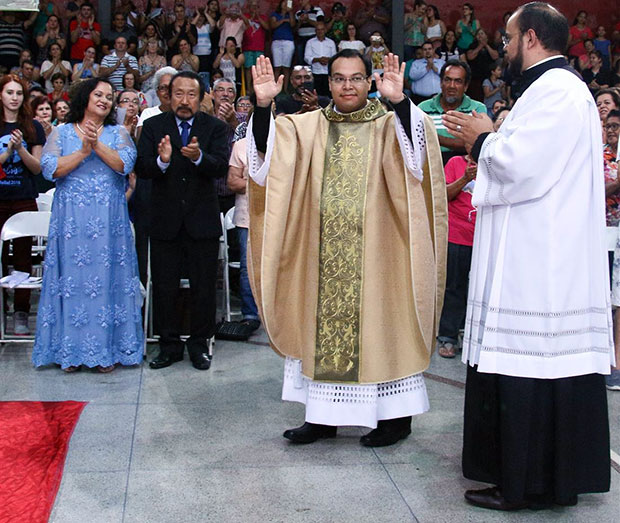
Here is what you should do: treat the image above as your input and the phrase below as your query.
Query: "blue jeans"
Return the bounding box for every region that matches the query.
[238,227,259,320]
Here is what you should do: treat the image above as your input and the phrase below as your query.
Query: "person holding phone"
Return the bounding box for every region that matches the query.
[275,65,330,115]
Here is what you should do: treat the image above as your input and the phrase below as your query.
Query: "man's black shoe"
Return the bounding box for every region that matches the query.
[190,352,212,370]
[283,422,337,444]
[149,352,183,369]
[360,417,412,447]
[464,487,529,511]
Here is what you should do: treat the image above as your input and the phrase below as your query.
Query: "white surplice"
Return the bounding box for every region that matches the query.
[247,102,432,427]
[463,66,615,379]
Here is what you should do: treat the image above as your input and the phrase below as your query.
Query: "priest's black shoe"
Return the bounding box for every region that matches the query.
[360,417,412,447]
[283,422,337,444]
[149,352,183,369]
[190,352,212,370]
[464,487,529,511]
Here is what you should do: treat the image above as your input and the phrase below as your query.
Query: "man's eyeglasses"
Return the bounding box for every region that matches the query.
[157,85,170,92]
[119,98,139,105]
[329,75,368,85]
[214,87,236,94]
[237,103,252,109]
[605,123,620,132]
[501,35,512,47]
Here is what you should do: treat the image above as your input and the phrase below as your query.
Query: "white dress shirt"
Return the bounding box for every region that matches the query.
[304,36,337,75]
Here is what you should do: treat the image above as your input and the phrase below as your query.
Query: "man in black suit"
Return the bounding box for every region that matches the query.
[136,71,230,370]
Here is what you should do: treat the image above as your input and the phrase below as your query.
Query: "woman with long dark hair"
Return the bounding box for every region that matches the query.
[424,5,446,49]
[0,75,45,335]
[436,29,463,62]
[32,78,144,373]
[455,3,479,52]
[568,10,594,59]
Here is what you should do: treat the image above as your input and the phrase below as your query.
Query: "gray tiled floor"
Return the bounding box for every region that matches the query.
[1,329,619,523]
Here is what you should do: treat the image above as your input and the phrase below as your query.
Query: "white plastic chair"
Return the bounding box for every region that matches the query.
[35,192,54,212]
[0,211,51,342]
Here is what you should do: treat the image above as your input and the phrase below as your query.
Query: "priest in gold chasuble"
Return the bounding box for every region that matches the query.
[248,51,447,446]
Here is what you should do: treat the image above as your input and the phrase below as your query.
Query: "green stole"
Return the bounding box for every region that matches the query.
[314,99,387,382]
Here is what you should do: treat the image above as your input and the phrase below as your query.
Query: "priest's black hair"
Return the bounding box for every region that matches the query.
[515,2,569,55]
[328,49,372,78]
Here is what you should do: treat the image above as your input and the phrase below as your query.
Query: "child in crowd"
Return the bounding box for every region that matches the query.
[482,62,505,113]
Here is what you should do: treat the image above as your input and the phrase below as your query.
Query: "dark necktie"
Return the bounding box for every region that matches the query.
[180,121,190,146]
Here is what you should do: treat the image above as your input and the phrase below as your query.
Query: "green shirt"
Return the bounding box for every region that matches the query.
[418,94,487,152]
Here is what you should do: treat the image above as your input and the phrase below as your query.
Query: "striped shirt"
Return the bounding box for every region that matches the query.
[418,94,487,152]
[100,51,138,91]
[0,20,25,61]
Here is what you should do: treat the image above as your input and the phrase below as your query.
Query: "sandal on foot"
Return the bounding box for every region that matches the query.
[97,364,116,373]
[438,341,457,358]
[62,365,81,373]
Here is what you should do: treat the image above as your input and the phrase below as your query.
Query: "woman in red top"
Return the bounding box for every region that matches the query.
[567,10,594,58]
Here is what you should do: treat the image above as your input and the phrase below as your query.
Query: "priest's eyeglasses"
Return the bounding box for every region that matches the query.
[329,75,368,85]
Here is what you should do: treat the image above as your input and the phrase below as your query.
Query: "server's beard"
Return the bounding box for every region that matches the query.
[508,37,524,78]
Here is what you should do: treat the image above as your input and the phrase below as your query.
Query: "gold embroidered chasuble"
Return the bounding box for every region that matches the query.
[248,100,447,384]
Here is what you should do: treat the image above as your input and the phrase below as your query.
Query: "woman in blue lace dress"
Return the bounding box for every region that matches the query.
[32,78,144,373]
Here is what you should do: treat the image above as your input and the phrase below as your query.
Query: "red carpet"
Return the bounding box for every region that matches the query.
[0,401,87,523]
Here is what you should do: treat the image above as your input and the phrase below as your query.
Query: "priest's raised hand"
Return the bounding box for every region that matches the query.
[252,56,284,108]
[375,53,406,104]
